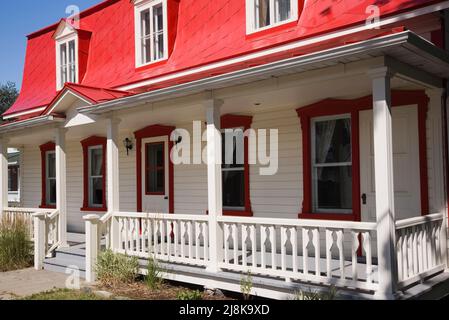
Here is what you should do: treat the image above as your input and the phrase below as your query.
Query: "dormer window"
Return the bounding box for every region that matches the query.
[246,0,299,34]
[54,20,80,91]
[59,38,77,87]
[134,0,168,67]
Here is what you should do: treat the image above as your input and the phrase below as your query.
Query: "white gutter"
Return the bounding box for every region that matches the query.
[78,31,449,115]
[0,115,65,134]
[118,0,449,91]
[3,107,46,121]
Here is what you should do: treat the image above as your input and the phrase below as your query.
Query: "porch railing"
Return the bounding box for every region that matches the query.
[395,213,447,289]
[217,216,378,292]
[89,212,379,292]
[1,207,39,240]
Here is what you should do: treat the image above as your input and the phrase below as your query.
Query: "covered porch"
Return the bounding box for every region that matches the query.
[1,31,449,299]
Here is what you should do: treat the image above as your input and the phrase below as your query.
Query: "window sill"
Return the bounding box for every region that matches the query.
[246,20,298,40]
[298,212,358,221]
[136,58,168,72]
[39,204,56,209]
[80,206,108,213]
[223,210,253,217]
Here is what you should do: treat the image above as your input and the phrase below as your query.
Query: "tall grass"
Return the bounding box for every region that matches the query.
[0,215,33,272]
[95,249,139,287]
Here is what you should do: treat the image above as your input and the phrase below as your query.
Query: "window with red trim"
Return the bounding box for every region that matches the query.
[40,142,56,209]
[81,136,107,212]
[145,142,165,195]
[221,115,253,217]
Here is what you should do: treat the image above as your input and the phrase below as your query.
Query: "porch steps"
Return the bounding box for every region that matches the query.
[43,233,86,278]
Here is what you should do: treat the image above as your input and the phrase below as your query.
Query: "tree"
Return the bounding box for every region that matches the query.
[0,82,18,116]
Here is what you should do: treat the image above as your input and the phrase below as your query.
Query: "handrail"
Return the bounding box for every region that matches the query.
[395,213,444,229]
[47,209,60,220]
[113,211,209,222]
[217,215,377,230]
[100,211,113,223]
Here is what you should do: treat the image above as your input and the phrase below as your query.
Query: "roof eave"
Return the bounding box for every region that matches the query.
[78,30,449,115]
[0,115,66,135]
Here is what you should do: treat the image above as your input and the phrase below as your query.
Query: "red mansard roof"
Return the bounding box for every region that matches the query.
[5,0,445,117]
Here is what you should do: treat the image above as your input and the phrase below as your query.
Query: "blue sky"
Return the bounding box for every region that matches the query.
[0,0,100,90]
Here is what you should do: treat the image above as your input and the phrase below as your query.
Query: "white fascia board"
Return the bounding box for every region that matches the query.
[2,107,46,120]
[0,115,65,134]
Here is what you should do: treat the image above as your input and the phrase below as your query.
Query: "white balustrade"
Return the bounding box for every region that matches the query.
[2,207,37,240]
[217,216,378,291]
[395,213,446,289]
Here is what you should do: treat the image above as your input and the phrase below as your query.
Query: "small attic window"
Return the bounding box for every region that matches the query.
[54,21,79,91]
[134,0,168,68]
[246,0,299,34]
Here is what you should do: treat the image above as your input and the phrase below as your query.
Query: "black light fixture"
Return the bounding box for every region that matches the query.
[174,135,183,146]
[123,138,134,156]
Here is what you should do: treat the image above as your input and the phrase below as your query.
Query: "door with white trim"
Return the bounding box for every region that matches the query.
[359,105,421,222]
[141,136,170,213]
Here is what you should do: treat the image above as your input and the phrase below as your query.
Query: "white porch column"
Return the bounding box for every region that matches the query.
[205,98,224,273]
[106,116,121,249]
[369,67,398,299]
[84,214,100,282]
[55,127,68,247]
[0,138,8,213]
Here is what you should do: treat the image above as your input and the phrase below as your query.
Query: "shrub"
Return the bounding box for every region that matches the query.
[176,290,203,300]
[0,215,33,272]
[292,286,338,300]
[146,257,164,290]
[95,250,139,287]
[240,270,253,300]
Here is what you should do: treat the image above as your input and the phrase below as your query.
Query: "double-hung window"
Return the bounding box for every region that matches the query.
[222,129,246,210]
[247,0,298,33]
[311,115,352,213]
[57,37,77,90]
[145,142,165,194]
[46,151,57,207]
[8,165,19,193]
[81,137,106,211]
[135,0,168,67]
[88,146,104,208]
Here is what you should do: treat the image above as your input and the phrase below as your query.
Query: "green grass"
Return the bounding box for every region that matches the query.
[23,289,107,300]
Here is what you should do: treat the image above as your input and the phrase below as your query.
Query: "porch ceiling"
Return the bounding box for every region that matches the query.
[79,31,449,115]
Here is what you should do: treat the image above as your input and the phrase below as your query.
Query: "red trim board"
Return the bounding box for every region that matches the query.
[134,125,175,214]
[80,136,107,212]
[39,142,56,209]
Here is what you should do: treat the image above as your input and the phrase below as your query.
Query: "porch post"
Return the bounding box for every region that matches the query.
[84,214,100,282]
[106,115,121,250]
[205,98,224,273]
[0,138,8,213]
[368,67,398,299]
[55,127,68,247]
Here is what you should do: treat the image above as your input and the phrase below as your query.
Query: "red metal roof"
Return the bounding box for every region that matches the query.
[5,0,445,117]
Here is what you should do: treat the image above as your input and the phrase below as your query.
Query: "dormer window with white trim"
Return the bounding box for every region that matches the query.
[134,0,168,67]
[246,0,298,34]
[54,21,79,91]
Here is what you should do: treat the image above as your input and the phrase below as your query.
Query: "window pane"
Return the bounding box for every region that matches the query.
[60,43,67,85]
[223,170,245,208]
[153,4,164,60]
[8,166,18,192]
[141,9,151,63]
[146,143,165,193]
[90,148,103,176]
[90,177,103,206]
[47,152,56,178]
[276,0,291,22]
[68,40,76,83]
[314,118,351,164]
[48,179,57,205]
[222,131,244,169]
[314,166,352,211]
[255,0,270,28]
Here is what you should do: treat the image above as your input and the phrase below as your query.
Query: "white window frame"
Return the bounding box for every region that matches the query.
[246,0,298,35]
[46,151,57,206]
[55,32,78,91]
[311,114,352,214]
[88,146,104,208]
[134,0,169,68]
